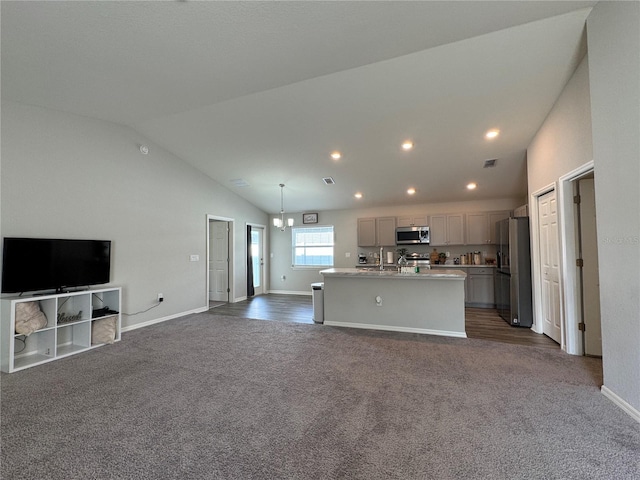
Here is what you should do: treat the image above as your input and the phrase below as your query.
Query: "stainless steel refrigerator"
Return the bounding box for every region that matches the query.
[495,217,533,327]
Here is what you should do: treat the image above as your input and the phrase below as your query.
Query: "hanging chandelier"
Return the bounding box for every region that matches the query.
[273,183,294,231]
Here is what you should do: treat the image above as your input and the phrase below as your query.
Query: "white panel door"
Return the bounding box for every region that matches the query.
[210,221,229,302]
[579,178,602,356]
[538,190,562,343]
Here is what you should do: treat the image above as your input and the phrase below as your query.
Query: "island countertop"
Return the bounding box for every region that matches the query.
[320,267,466,279]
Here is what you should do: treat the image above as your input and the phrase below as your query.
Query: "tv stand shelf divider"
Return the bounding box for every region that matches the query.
[1,287,121,373]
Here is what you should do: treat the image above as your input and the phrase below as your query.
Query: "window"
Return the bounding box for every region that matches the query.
[292,226,334,267]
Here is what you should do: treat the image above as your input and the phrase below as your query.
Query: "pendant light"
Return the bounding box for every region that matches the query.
[273,183,294,231]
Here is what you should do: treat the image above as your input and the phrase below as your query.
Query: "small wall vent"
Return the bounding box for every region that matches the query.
[323,177,335,185]
[483,159,498,168]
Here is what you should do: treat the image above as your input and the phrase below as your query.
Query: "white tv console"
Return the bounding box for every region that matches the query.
[0,287,121,373]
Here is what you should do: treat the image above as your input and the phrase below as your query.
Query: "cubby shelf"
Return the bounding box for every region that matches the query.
[1,287,121,373]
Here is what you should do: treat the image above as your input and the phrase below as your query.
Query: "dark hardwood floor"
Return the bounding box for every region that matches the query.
[464,307,559,349]
[208,294,559,349]
[209,294,315,324]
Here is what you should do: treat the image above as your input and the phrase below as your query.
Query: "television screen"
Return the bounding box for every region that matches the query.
[1,238,111,294]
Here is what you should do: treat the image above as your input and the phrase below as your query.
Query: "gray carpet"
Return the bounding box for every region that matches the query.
[1,313,638,479]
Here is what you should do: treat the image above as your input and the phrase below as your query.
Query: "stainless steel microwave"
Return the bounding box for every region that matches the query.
[396,226,430,245]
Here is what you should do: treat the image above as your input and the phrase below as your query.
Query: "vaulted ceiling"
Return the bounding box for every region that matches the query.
[1,1,595,213]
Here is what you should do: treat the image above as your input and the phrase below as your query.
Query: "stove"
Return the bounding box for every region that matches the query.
[404,253,431,268]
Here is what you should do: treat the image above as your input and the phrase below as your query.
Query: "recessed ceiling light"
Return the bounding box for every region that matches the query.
[467,182,477,190]
[330,151,341,160]
[401,141,414,151]
[139,144,149,155]
[354,192,363,199]
[407,187,416,195]
[485,129,500,139]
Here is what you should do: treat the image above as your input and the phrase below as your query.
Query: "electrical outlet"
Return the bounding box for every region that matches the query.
[281,275,286,281]
[158,293,164,302]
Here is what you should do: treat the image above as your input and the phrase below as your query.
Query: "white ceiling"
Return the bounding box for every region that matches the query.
[1,1,595,214]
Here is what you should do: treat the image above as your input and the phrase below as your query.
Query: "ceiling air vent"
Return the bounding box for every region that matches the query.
[230,178,250,187]
[483,159,498,168]
[323,177,335,185]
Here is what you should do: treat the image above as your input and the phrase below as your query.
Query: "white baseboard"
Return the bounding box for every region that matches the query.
[601,385,640,423]
[267,290,312,296]
[323,321,467,339]
[121,306,209,333]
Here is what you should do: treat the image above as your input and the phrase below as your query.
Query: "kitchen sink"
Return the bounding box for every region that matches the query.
[359,266,395,272]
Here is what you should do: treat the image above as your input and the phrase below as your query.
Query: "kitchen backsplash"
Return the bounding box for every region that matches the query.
[360,244,498,265]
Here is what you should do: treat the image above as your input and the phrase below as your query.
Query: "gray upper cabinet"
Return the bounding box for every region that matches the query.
[396,215,428,227]
[357,218,376,246]
[487,211,511,244]
[466,212,489,244]
[428,214,465,246]
[466,211,511,244]
[358,217,397,247]
[361,210,509,247]
[377,217,397,246]
[513,204,528,217]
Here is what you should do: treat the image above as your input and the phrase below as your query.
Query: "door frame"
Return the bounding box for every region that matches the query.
[247,222,267,296]
[528,162,599,356]
[206,215,235,304]
[557,161,596,355]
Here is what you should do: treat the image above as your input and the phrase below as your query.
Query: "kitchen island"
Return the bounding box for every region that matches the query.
[319,268,467,338]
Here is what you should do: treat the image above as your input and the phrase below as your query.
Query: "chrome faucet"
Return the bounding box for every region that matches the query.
[380,247,384,271]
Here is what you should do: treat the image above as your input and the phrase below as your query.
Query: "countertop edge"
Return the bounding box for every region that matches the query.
[355,264,496,268]
[320,268,466,279]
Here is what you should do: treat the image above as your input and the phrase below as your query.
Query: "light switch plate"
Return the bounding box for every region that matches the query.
[190,254,200,262]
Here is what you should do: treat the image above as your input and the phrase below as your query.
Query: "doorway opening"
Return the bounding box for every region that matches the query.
[557,163,602,357]
[248,224,266,296]
[575,174,601,357]
[207,215,234,308]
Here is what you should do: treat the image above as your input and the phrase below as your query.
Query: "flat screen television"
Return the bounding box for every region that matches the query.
[1,238,111,294]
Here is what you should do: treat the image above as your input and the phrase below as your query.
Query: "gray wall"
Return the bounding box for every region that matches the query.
[527,55,592,188]
[268,198,522,294]
[1,101,269,329]
[528,2,640,415]
[587,2,640,413]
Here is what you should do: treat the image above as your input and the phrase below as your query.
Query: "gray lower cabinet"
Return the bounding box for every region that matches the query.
[432,266,495,308]
[466,267,495,308]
